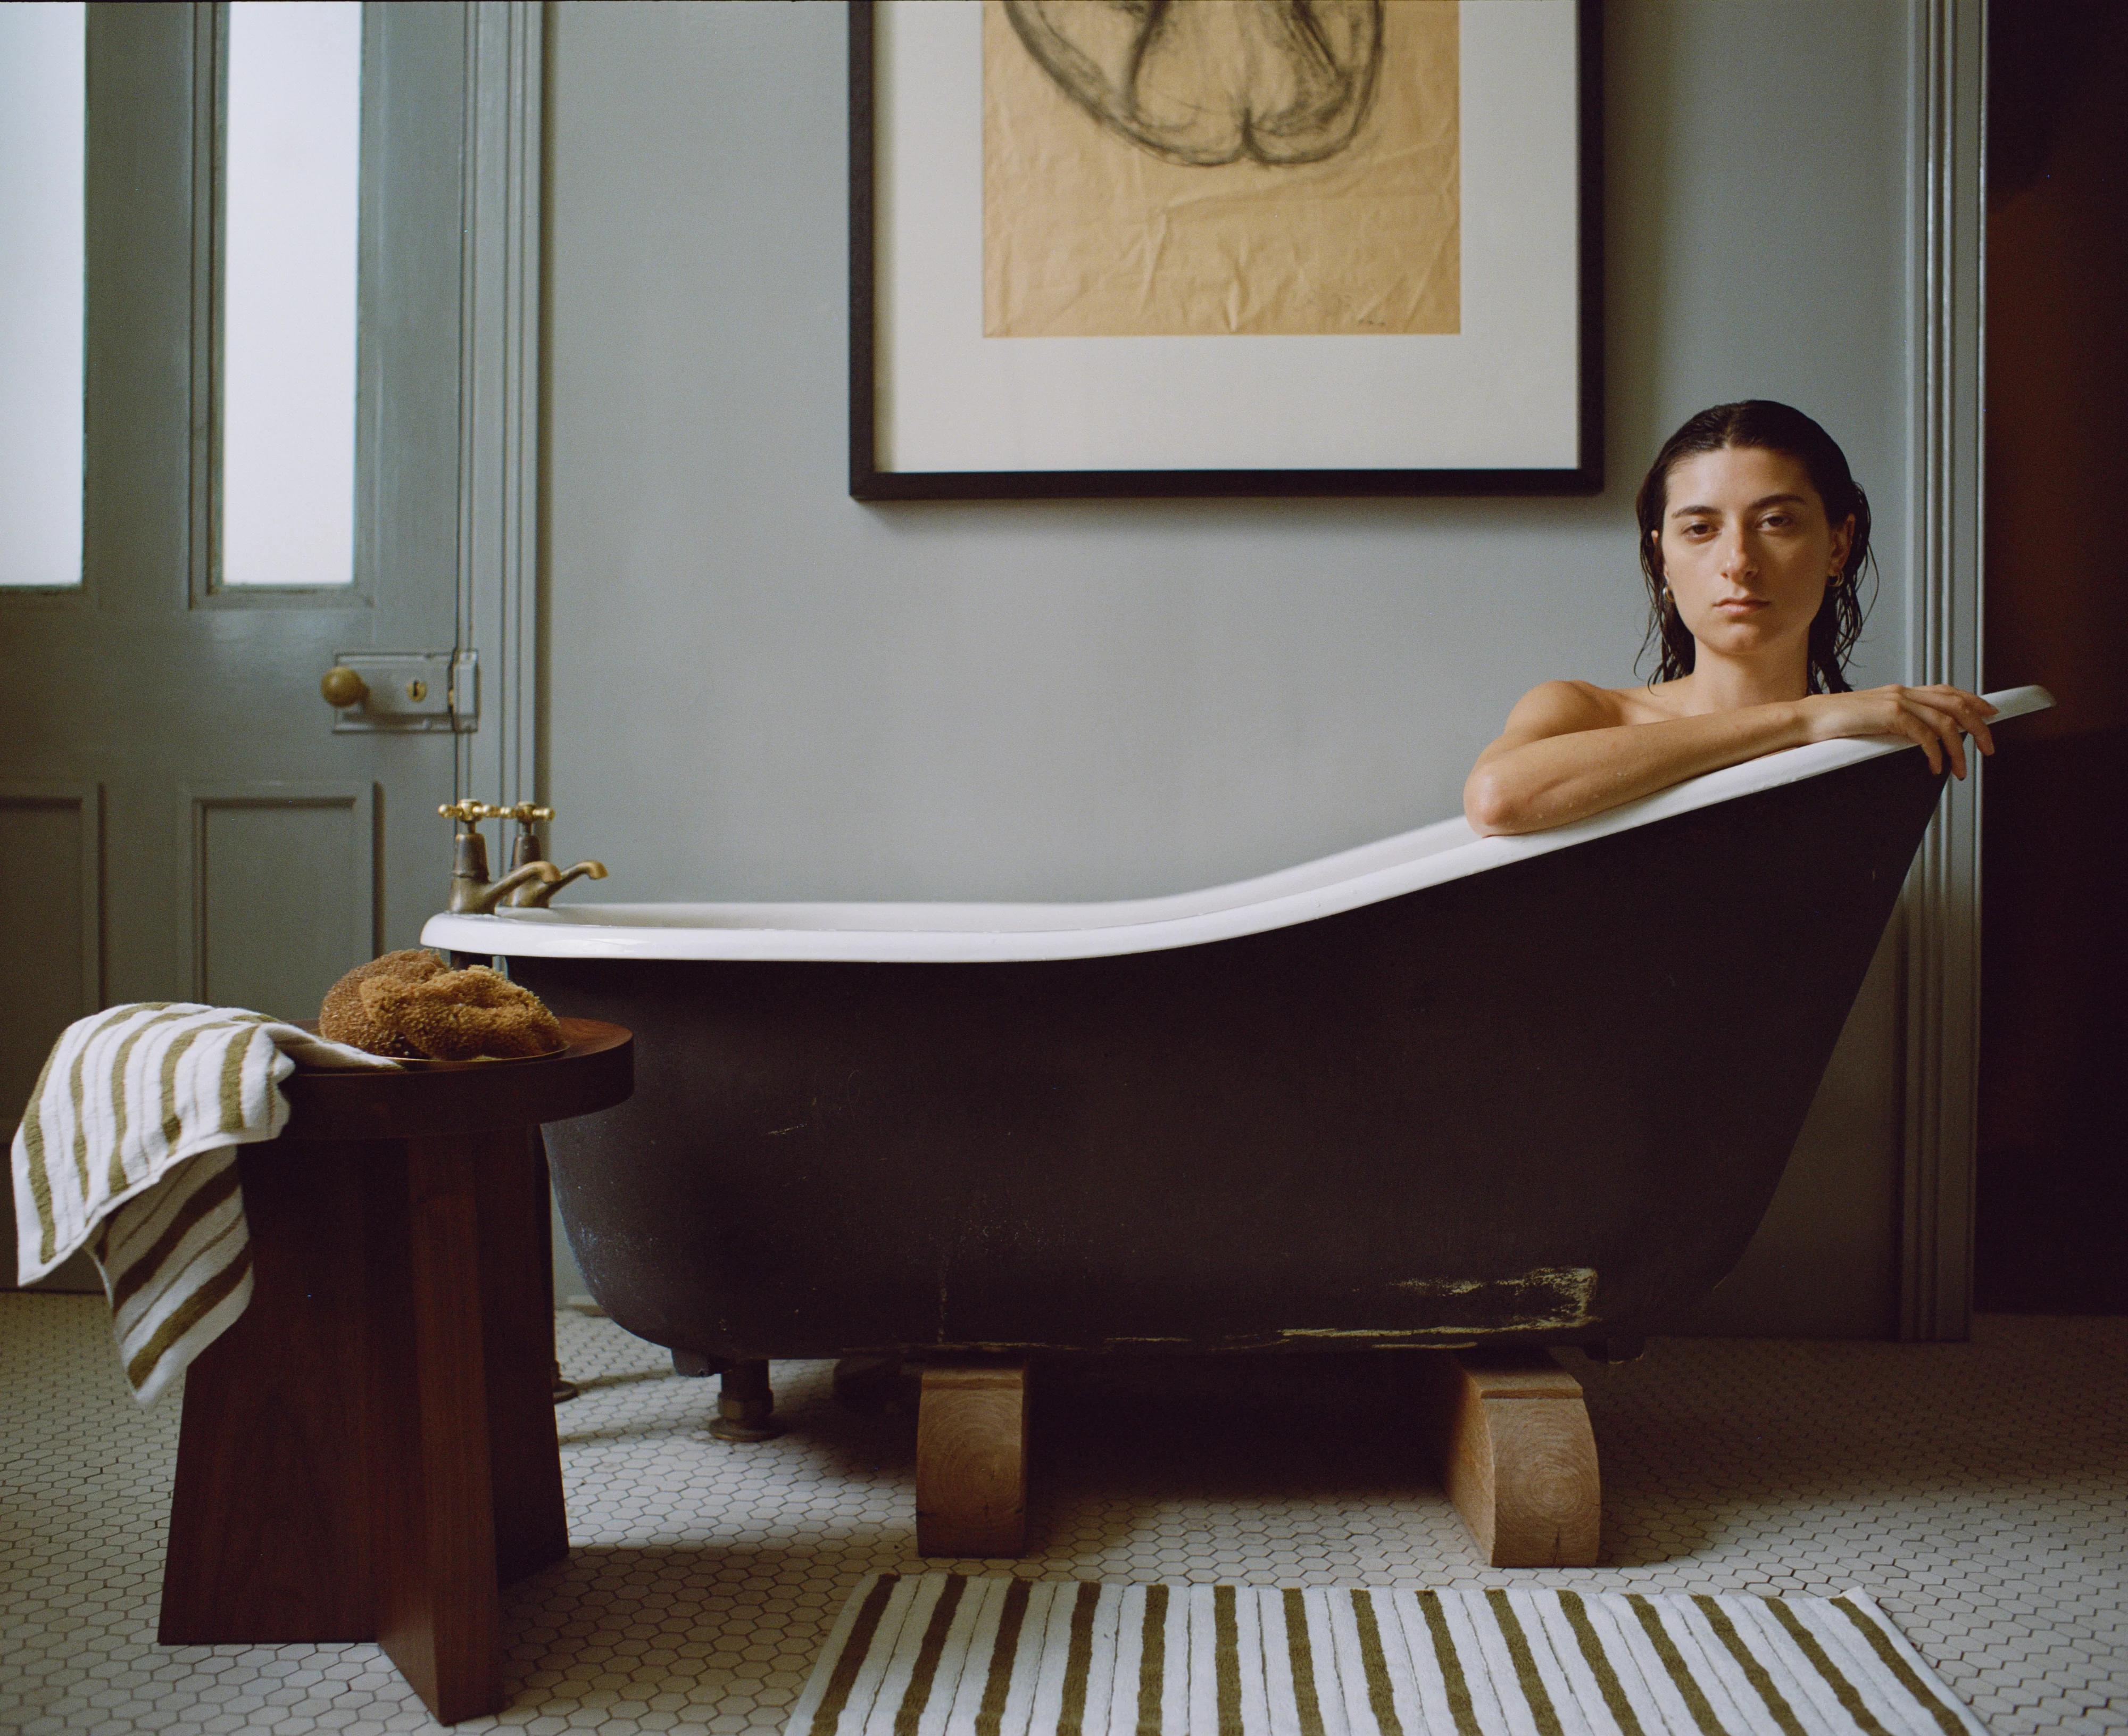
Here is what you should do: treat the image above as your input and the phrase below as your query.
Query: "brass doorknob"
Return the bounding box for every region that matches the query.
[321,666,369,708]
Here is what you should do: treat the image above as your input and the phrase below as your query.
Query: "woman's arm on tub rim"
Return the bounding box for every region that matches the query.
[1462,680,1997,836]
[1464,685,1809,835]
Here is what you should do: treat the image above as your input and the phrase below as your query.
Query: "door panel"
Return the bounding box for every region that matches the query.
[188,784,376,1019]
[0,787,100,1111]
[0,785,103,1287]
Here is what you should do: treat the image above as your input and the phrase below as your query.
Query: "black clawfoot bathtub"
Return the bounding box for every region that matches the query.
[426,688,2048,1365]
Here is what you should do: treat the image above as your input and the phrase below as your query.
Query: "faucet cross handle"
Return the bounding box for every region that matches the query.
[438,799,500,828]
[501,802,555,826]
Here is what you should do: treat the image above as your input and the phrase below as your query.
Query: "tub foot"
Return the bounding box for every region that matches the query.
[1428,1348,1600,1567]
[709,1358,784,1441]
[915,1360,1027,1558]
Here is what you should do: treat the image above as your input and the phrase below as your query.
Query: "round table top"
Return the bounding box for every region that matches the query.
[280,1018,633,1142]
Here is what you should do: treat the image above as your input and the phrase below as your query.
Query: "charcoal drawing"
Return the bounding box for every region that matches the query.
[1000,0,1385,168]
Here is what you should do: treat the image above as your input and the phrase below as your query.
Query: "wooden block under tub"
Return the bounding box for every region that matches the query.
[915,1361,1029,1558]
[1430,1347,1601,1567]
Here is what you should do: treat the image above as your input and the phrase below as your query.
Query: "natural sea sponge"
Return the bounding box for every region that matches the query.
[319,949,563,1061]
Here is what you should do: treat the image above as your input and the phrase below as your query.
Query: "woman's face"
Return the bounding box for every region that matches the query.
[1653,445,1854,667]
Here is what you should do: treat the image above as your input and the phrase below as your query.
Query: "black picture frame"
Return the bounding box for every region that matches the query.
[850,0,1603,501]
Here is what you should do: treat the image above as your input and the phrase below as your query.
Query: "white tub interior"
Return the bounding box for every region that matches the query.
[422,686,2051,965]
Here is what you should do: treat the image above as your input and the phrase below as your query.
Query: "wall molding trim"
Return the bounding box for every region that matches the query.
[456,0,544,812]
[1899,0,1986,1341]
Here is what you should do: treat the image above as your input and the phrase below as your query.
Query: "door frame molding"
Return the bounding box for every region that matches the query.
[1899,0,1986,1341]
[455,0,543,813]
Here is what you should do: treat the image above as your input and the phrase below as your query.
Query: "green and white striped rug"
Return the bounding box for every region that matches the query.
[786,1574,1984,1736]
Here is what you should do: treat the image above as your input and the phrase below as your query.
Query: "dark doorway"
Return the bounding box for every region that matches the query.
[1976,1,2128,1313]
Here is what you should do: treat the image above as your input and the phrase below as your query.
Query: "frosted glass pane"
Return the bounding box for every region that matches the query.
[221,1,360,587]
[0,5,86,590]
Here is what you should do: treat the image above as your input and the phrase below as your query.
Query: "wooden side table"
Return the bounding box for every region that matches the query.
[157,1019,631,1725]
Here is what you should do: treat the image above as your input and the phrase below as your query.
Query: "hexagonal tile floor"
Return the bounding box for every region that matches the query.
[2,1298,2122,1734]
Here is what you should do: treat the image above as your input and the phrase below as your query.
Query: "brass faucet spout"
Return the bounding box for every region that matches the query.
[452,858,562,915]
[508,860,609,909]
[439,800,604,915]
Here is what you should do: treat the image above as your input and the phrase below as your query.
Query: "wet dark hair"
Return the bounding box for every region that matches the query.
[1634,400,1875,695]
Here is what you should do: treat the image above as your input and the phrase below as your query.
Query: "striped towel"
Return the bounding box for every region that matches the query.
[10,1002,398,1405]
[789,1575,1986,1736]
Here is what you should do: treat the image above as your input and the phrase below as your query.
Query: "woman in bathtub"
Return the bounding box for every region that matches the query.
[1464,399,1998,836]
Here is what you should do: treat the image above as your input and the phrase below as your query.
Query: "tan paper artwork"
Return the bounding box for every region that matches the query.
[983,0,1460,338]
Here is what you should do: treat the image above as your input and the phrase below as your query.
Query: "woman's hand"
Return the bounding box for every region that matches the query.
[1798,684,1997,777]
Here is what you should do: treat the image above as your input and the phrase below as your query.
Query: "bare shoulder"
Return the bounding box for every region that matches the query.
[1601,679,1693,725]
[1497,679,1632,741]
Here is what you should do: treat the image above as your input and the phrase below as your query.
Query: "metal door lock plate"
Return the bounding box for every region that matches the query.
[325,651,478,733]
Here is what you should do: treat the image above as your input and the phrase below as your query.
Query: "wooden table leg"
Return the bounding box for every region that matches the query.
[916,1360,1028,1557]
[160,1124,569,1726]
[1423,1347,1601,1567]
[367,1132,502,1721]
[160,1137,381,1643]
[476,1130,571,1585]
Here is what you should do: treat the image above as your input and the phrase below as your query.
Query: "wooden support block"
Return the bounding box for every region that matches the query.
[915,1361,1028,1557]
[1428,1347,1600,1567]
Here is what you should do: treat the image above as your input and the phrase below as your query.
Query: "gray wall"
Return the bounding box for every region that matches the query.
[542,0,1919,1335]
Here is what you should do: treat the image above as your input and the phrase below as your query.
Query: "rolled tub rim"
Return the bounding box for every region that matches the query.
[422,684,2052,965]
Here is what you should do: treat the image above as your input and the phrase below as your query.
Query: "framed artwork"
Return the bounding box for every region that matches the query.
[850,0,1601,500]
